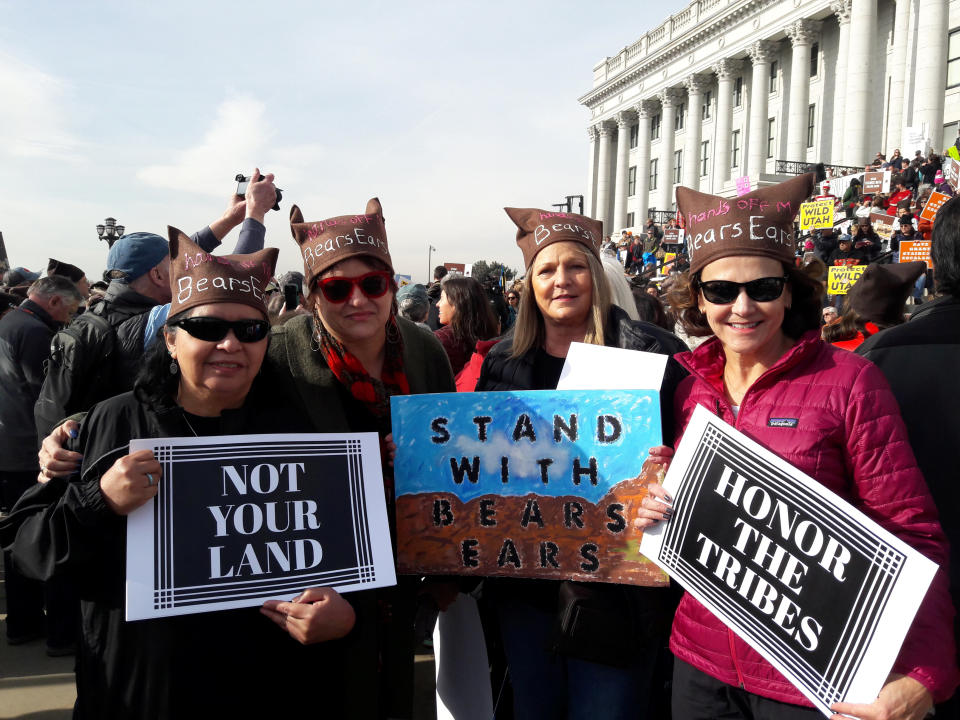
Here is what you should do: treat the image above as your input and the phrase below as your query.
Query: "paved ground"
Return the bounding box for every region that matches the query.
[0,553,437,719]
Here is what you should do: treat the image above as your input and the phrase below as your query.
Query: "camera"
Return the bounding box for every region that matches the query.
[235,173,283,211]
[283,282,299,312]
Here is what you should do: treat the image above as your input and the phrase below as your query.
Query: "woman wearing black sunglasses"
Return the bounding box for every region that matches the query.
[636,175,956,720]
[1,231,365,719]
[275,199,456,719]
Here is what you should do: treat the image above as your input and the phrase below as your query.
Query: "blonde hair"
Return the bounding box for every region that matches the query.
[510,244,611,358]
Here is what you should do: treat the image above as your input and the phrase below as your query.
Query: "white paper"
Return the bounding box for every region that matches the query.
[640,405,937,716]
[434,594,494,720]
[557,342,668,391]
[126,432,396,620]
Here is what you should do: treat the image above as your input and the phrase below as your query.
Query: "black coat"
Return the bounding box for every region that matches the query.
[1,377,375,719]
[857,296,960,603]
[0,300,60,470]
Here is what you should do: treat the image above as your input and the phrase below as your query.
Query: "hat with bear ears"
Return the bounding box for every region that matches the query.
[167,227,278,319]
[847,261,926,327]
[503,208,603,269]
[47,258,86,284]
[677,173,815,275]
[289,199,392,289]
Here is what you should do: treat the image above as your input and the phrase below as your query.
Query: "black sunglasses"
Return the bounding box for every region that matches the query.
[170,317,270,343]
[699,276,788,304]
[313,271,392,303]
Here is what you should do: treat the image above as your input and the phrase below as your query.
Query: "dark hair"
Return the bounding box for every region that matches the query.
[441,276,498,349]
[932,195,960,296]
[631,290,672,331]
[434,265,448,281]
[666,263,823,339]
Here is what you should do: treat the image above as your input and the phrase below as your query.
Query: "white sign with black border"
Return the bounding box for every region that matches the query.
[126,433,396,621]
[640,405,937,716]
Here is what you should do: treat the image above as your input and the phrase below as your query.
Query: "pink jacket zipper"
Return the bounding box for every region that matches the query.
[728,628,746,689]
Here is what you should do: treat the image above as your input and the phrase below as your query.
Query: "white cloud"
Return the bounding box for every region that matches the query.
[0,52,84,161]
[137,95,325,197]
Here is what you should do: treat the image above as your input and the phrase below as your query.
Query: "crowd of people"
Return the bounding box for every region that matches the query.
[0,157,958,720]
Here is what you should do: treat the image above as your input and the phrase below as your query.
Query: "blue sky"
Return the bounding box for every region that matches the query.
[0,0,688,283]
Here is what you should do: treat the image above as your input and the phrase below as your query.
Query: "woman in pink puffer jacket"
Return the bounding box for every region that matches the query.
[637,175,958,720]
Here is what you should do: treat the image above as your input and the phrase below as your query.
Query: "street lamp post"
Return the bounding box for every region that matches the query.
[427,245,437,284]
[96,217,126,248]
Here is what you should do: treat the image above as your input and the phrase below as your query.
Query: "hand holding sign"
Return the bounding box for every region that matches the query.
[101,449,162,516]
[261,586,357,645]
[828,673,933,720]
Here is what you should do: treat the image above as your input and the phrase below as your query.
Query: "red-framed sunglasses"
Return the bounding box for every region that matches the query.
[313,271,393,303]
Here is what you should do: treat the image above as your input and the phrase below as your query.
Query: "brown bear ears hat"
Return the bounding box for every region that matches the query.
[677,173,815,275]
[166,227,278,319]
[47,258,85,284]
[503,208,603,269]
[289,198,392,289]
[847,260,926,326]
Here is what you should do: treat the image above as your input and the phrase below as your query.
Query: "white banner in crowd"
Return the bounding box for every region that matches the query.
[126,433,396,620]
[640,406,937,717]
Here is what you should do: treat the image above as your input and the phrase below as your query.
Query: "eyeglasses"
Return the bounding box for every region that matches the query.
[170,317,271,343]
[699,276,788,304]
[313,271,392,303]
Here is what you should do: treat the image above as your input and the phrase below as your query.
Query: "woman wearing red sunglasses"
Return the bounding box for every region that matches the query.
[276,198,456,719]
[636,175,957,720]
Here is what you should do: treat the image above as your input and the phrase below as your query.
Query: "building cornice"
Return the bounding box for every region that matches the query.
[578,0,833,110]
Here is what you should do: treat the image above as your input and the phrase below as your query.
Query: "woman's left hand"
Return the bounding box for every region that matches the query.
[829,674,933,720]
[261,586,356,645]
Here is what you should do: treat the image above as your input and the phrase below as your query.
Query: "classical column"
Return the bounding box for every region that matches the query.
[786,20,821,162]
[713,58,742,191]
[595,122,614,234]
[913,0,948,149]
[747,40,778,177]
[658,88,683,210]
[612,111,634,230]
[586,126,598,217]
[682,75,710,189]
[844,0,877,166]
[831,0,852,161]
[885,0,910,154]
[633,100,655,224]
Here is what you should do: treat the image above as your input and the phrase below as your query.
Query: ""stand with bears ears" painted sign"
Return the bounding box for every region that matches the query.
[391,390,669,586]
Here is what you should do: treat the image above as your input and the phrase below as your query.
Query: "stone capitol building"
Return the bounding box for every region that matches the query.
[580,0,960,233]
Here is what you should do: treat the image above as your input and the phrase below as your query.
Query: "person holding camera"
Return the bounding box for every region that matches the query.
[34,169,280,441]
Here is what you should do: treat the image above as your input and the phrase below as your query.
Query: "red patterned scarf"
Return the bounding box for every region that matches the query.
[314,312,410,428]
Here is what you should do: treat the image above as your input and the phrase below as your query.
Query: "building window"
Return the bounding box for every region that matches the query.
[629,124,639,149]
[769,61,778,93]
[627,166,637,196]
[626,212,635,228]
[949,30,960,88]
[734,76,743,107]
[731,130,741,168]
[650,159,658,190]
[767,117,776,158]
[675,103,685,131]
[807,104,816,148]
[700,140,710,177]
[651,113,661,140]
[673,150,683,184]
[702,90,712,120]
[810,43,819,77]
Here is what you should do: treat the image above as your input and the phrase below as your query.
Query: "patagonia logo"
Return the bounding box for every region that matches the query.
[768,417,799,428]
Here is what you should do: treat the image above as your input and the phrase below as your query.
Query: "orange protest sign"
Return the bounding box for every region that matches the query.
[920,192,951,222]
[899,240,932,268]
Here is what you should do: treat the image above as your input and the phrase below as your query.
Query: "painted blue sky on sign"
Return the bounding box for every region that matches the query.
[391,390,661,504]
